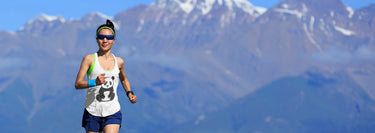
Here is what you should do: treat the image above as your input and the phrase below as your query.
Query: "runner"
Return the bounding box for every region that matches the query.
[75,19,137,133]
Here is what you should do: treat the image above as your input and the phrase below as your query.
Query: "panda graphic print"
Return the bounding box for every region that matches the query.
[96,76,116,102]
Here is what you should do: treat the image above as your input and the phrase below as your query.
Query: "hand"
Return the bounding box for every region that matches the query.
[96,73,106,85]
[128,94,137,103]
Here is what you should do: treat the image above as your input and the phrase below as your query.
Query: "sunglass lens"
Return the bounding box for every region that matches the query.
[106,35,114,40]
[97,35,106,40]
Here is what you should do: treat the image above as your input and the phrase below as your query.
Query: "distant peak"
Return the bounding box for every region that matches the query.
[281,0,345,9]
[19,14,66,32]
[150,0,266,15]
[273,0,352,19]
[29,14,66,24]
[286,0,341,3]
[84,12,112,20]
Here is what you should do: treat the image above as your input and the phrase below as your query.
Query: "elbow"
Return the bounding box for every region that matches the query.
[75,83,80,90]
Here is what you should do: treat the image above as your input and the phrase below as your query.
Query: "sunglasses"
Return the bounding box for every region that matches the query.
[97,35,115,40]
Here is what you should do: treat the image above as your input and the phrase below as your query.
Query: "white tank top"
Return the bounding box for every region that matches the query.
[84,52,121,117]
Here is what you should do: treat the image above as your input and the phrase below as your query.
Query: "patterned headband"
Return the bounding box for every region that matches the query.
[97,26,115,36]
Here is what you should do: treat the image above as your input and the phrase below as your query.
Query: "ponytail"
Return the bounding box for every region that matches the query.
[96,19,116,37]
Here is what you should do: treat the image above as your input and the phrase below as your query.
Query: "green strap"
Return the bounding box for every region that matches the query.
[87,54,95,75]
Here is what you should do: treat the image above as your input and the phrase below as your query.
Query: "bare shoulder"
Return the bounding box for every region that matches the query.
[84,54,94,61]
[116,57,124,65]
[82,54,94,65]
[116,57,125,70]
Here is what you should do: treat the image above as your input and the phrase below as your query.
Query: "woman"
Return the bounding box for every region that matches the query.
[75,19,137,133]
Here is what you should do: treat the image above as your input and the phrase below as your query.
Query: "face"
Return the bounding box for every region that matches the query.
[96,28,115,52]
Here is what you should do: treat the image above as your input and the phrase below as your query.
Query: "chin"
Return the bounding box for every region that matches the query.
[99,48,110,52]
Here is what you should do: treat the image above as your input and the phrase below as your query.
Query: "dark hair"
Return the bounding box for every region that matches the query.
[96,19,116,37]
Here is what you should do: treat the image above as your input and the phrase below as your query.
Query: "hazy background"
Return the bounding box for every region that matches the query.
[1,0,375,133]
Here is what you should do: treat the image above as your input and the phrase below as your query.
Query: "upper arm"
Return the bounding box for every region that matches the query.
[76,54,94,83]
[117,57,127,81]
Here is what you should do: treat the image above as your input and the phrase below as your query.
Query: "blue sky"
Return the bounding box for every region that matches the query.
[1,0,374,32]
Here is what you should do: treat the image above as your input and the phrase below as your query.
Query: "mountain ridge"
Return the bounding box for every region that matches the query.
[149,0,266,15]
[171,70,375,133]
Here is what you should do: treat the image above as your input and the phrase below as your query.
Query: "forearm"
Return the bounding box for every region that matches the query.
[121,78,137,103]
[75,81,89,89]
[121,78,132,92]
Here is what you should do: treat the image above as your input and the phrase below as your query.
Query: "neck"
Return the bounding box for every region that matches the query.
[97,50,112,58]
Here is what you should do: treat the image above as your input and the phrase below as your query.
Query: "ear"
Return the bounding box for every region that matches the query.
[112,76,115,80]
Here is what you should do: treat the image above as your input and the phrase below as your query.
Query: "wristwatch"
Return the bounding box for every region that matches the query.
[126,91,134,97]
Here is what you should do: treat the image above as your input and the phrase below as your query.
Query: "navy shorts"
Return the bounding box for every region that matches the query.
[82,109,122,132]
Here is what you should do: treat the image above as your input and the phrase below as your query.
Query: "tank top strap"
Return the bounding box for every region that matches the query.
[111,53,118,70]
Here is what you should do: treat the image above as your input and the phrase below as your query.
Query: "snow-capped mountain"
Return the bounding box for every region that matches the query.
[18,14,66,33]
[253,0,363,53]
[150,0,266,15]
[117,0,266,28]
[113,0,268,55]
[18,12,112,35]
[351,4,375,37]
[75,12,114,28]
[268,0,355,29]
